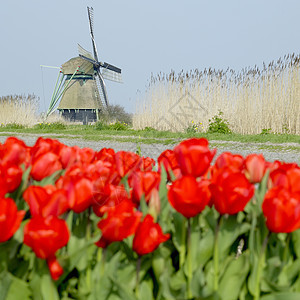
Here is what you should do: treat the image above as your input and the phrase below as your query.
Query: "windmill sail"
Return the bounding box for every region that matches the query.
[95,70,109,107]
[87,7,99,62]
[78,44,95,61]
[102,68,123,83]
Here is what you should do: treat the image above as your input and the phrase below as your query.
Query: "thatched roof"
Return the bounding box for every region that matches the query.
[61,57,94,75]
[58,78,103,110]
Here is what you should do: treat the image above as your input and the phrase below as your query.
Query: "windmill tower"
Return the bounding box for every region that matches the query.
[47,7,122,124]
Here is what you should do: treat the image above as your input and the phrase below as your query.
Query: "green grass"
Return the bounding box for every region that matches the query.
[0,124,299,146]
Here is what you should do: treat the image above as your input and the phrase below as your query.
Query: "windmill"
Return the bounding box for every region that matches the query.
[47,7,122,124]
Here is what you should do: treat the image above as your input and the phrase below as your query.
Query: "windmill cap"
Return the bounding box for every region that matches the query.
[61,57,94,75]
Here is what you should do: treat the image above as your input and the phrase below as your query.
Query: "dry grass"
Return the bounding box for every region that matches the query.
[0,94,39,127]
[133,53,300,134]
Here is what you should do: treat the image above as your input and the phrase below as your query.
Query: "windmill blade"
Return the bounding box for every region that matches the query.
[79,54,98,67]
[102,68,123,83]
[78,44,94,61]
[87,6,99,62]
[102,62,122,74]
[95,70,109,107]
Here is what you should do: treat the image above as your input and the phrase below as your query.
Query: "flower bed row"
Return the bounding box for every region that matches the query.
[0,136,300,300]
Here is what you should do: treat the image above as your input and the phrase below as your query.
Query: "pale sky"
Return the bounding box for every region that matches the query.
[0,0,299,113]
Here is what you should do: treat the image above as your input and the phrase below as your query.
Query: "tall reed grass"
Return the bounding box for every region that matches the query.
[133,53,300,134]
[0,94,39,127]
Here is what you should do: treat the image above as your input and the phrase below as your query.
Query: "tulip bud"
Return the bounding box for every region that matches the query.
[148,189,160,221]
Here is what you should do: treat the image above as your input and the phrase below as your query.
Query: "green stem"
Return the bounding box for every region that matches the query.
[254,231,271,300]
[86,208,92,292]
[187,218,193,299]
[213,215,222,292]
[282,233,291,264]
[180,218,187,268]
[135,256,141,298]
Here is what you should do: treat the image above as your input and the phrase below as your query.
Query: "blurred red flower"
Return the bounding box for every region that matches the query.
[0,137,30,167]
[210,167,254,215]
[23,216,69,280]
[262,187,300,233]
[211,152,244,176]
[57,172,94,214]
[174,138,216,178]
[23,185,69,217]
[115,151,142,178]
[269,163,300,193]
[141,156,156,171]
[158,149,181,181]
[133,214,170,256]
[0,197,25,243]
[30,152,62,181]
[92,184,131,217]
[167,176,211,218]
[0,164,23,197]
[95,199,142,248]
[244,154,267,184]
[129,171,161,205]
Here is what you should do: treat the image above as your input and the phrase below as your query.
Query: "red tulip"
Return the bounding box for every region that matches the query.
[95,199,142,248]
[141,157,156,171]
[57,173,94,214]
[94,148,115,164]
[211,152,244,175]
[129,171,161,205]
[47,256,64,281]
[262,187,300,233]
[0,137,29,167]
[23,216,70,259]
[174,138,216,177]
[167,176,211,218]
[92,184,131,217]
[158,149,181,181]
[30,137,64,159]
[133,214,170,256]
[244,154,267,183]
[269,163,300,193]
[115,151,142,178]
[23,216,69,280]
[23,185,69,217]
[0,198,25,243]
[0,164,23,197]
[30,152,62,181]
[210,167,255,215]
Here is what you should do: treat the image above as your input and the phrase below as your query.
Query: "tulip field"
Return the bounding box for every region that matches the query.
[0,136,300,299]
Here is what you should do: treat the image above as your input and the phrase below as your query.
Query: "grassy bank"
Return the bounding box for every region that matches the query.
[0,124,299,147]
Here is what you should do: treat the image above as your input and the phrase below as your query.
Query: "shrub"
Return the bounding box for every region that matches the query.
[108,122,128,131]
[207,111,232,134]
[98,104,132,125]
[34,122,66,130]
[3,123,25,129]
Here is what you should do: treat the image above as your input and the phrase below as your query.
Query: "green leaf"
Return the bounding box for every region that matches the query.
[196,229,214,266]
[292,230,300,258]
[140,195,148,216]
[138,281,153,300]
[40,274,60,300]
[172,212,186,268]
[6,273,32,300]
[109,275,137,300]
[261,292,300,300]
[218,215,251,260]
[218,253,250,300]
[0,270,12,300]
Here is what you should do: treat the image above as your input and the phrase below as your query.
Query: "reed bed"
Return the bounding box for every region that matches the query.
[0,94,39,127]
[133,54,300,134]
